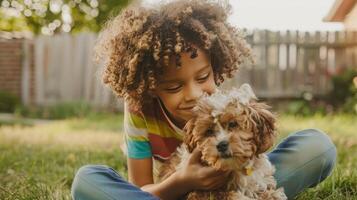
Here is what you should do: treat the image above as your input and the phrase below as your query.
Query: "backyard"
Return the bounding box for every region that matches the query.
[1,0,357,199]
[0,113,356,200]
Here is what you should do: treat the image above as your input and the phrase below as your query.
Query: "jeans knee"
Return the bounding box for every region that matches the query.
[300,129,336,155]
[71,165,113,200]
[297,129,337,176]
[74,164,110,181]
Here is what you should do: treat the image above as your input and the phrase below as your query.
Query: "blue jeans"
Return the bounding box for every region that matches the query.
[71,129,337,200]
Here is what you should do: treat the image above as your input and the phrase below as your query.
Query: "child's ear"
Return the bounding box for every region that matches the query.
[183,118,197,153]
[251,102,277,155]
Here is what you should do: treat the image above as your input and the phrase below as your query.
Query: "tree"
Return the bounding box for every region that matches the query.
[0,0,131,35]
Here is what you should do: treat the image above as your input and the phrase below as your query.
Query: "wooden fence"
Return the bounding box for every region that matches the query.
[27,33,119,108]
[23,30,357,108]
[222,30,357,98]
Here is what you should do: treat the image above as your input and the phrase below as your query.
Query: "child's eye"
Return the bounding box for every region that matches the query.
[165,85,182,92]
[197,73,210,82]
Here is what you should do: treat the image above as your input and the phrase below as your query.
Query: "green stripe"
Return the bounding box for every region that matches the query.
[126,140,152,159]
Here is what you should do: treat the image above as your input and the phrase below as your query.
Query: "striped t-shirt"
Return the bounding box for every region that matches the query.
[124,98,184,161]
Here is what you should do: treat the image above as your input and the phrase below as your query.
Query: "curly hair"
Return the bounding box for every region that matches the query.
[95,0,253,111]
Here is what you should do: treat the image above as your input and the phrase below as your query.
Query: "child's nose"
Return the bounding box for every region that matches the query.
[184,84,203,101]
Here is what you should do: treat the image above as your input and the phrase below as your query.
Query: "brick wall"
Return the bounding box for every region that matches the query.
[0,38,35,104]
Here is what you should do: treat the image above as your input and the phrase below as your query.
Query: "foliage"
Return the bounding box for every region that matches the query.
[342,92,357,114]
[0,91,20,113]
[67,112,124,132]
[327,68,357,113]
[284,69,357,116]
[0,9,30,32]
[285,100,314,116]
[284,99,332,116]
[15,102,94,119]
[0,0,131,34]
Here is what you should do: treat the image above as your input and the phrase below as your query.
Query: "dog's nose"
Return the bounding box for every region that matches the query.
[216,141,229,152]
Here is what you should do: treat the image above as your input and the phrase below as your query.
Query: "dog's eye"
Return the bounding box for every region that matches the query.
[228,121,238,129]
[205,128,215,136]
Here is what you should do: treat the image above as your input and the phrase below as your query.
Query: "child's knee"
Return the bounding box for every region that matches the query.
[299,129,337,178]
[296,128,336,162]
[71,165,115,200]
[271,129,337,198]
[286,128,337,180]
[273,129,337,179]
[74,164,111,181]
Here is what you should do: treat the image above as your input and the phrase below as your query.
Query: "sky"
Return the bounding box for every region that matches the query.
[144,0,344,31]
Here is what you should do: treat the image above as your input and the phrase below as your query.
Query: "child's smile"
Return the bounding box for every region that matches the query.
[154,46,217,128]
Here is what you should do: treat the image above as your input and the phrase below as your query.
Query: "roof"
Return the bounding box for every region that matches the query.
[324,0,356,22]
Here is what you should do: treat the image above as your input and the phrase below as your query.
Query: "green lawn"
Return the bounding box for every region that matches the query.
[0,113,356,199]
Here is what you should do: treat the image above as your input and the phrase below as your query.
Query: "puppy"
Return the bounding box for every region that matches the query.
[158,84,287,200]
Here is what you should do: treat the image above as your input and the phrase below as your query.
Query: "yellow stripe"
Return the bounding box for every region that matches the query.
[146,117,183,141]
[126,106,183,141]
[126,113,147,129]
[127,135,148,142]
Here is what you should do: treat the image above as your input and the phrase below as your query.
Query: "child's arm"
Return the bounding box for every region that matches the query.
[128,157,188,199]
[128,149,231,200]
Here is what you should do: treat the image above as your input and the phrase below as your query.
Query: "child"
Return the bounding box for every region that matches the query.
[71,0,336,199]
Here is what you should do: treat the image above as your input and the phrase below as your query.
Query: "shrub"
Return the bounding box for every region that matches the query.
[342,89,357,114]
[0,91,20,113]
[285,99,331,116]
[327,68,357,110]
[15,102,94,119]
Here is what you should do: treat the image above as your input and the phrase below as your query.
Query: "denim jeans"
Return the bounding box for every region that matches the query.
[71,129,337,200]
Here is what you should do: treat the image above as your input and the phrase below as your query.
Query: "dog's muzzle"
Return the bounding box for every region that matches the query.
[217,141,232,158]
[217,141,229,153]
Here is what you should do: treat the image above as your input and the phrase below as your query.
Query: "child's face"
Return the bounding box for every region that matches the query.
[154,47,217,127]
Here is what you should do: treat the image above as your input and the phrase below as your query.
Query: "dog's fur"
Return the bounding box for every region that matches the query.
[158,84,287,200]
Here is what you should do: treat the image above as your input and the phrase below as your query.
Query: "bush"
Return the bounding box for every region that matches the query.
[285,99,331,116]
[285,100,311,116]
[0,91,20,113]
[342,90,357,114]
[15,102,94,119]
[327,68,357,110]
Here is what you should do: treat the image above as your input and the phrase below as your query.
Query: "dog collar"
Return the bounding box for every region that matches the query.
[244,166,254,176]
[242,160,254,176]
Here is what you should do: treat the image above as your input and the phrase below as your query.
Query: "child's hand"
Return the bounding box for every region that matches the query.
[177,148,231,191]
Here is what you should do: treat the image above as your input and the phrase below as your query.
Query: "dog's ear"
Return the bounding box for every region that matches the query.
[251,102,277,154]
[183,118,197,153]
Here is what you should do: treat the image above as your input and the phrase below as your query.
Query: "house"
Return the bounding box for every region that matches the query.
[324,0,357,30]
[0,33,35,106]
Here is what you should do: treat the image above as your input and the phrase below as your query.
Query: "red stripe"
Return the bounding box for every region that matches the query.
[148,133,182,159]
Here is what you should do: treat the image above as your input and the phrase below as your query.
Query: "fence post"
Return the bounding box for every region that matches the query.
[21,39,31,105]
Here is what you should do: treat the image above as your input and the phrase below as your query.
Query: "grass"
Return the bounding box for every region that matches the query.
[0,113,356,199]
[0,116,127,200]
[277,114,357,200]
